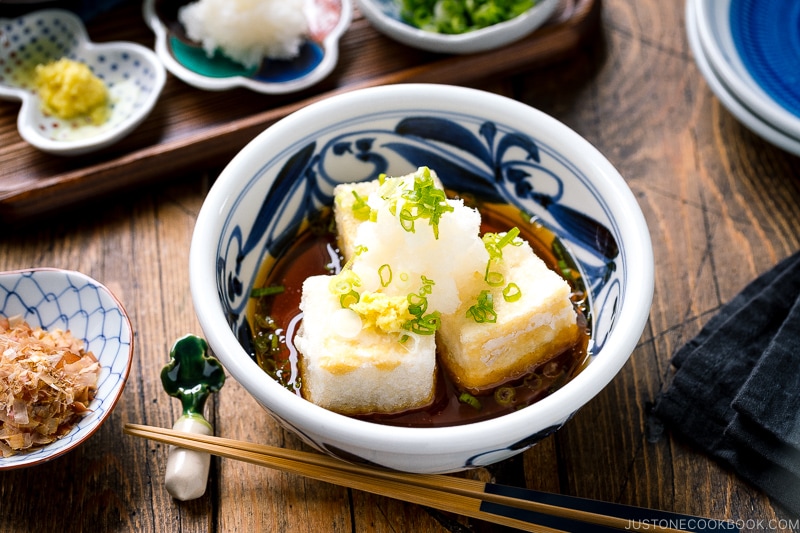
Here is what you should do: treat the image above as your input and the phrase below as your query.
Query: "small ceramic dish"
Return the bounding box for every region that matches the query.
[0,268,134,470]
[143,0,352,94]
[355,0,559,54]
[685,0,800,156]
[0,9,166,156]
[693,0,800,141]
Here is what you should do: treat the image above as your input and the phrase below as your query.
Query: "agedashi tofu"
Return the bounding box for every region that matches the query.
[294,167,580,415]
[438,238,579,393]
[295,275,437,415]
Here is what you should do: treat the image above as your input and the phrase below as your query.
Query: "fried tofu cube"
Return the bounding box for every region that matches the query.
[294,275,437,415]
[437,239,580,394]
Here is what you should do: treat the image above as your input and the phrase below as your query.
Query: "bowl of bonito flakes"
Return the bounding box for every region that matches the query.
[0,268,133,469]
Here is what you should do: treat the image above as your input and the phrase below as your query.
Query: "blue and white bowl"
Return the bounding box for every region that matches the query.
[190,84,654,473]
[0,268,133,470]
[0,9,166,155]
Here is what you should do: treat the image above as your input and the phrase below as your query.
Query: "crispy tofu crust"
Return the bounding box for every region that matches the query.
[295,275,437,416]
[437,241,580,393]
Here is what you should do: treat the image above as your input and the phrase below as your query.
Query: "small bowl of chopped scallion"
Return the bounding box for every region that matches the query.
[355,0,559,54]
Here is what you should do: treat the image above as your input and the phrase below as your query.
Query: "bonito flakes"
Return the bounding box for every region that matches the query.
[0,315,100,457]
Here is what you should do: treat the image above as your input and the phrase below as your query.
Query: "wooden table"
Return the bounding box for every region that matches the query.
[2,1,799,532]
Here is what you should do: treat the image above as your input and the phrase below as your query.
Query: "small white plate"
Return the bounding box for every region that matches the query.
[143,0,352,94]
[355,0,559,55]
[0,9,166,156]
[692,0,800,141]
[686,0,800,156]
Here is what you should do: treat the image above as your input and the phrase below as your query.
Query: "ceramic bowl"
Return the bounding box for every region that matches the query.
[692,0,800,142]
[0,9,166,156]
[0,268,134,470]
[685,0,800,156]
[143,0,352,94]
[190,83,654,473]
[355,0,559,54]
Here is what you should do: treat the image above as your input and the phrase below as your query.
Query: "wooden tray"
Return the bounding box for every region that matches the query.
[0,0,600,223]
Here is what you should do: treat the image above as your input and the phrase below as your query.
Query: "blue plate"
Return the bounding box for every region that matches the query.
[686,0,800,156]
[729,0,800,119]
[693,0,800,141]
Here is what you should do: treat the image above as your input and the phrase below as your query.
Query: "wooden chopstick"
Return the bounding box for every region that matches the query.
[125,423,561,533]
[123,423,725,533]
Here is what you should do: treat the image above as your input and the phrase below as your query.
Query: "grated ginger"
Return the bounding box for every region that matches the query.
[35,58,109,125]
[0,315,100,457]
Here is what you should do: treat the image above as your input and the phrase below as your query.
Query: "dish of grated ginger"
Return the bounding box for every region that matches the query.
[0,315,100,457]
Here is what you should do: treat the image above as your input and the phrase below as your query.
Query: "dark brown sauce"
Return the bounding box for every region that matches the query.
[248,201,591,428]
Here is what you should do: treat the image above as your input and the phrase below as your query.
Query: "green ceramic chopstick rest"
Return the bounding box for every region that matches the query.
[161,334,226,501]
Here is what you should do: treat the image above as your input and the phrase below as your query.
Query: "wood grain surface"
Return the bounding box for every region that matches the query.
[0,0,598,223]
[2,1,800,532]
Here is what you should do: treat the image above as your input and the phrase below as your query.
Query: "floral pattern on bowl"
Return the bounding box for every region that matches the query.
[143,0,352,94]
[0,268,133,470]
[190,84,654,473]
[0,9,166,156]
[219,114,623,352]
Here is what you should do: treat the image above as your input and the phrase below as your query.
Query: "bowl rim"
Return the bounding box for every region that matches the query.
[354,0,560,54]
[0,267,134,470]
[190,83,654,455]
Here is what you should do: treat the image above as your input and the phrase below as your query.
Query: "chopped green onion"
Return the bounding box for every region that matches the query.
[480,227,524,309]
[340,290,360,308]
[407,293,429,316]
[381,167,453,239]
[419,275,435,294]
[250,285,285,298]
[524,373,543,391]
[503,282,521,302]
[404,312,441,335]
[482,227,522,286]
[329,269,362,308]
[399,207,417,232]
[494,386,516,406]
[497,226,521,248]
[483,227,521,260]
[484,261,505,286]
[378,264,392,287]
[331,280,351,294]
[350,190,373,221]
[466,290,497,323]
[253,331,281,356]
[401,275,441,336]
[458,392,482,410]
[400,0,536,34]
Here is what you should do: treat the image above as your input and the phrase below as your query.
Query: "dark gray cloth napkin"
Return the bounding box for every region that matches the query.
[652,250,800,516]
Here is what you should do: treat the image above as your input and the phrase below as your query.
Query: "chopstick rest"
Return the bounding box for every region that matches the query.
[652,250,800,515]
[160,335,226,501]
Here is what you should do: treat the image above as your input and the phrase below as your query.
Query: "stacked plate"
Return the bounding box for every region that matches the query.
[686,0,800,156]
